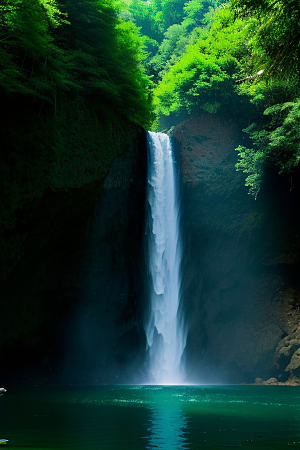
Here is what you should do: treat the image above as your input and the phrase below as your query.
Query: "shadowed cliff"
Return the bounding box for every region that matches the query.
[171,113,300,384]
[2,103,299,385]
[0,91,148,385]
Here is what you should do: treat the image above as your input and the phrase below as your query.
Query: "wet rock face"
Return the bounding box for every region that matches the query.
[1,126,148,386]
[63,140,149,384]
[275,320,300,380]
[171,113,300,384]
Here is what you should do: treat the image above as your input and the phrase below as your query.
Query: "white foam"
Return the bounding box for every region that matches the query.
[145,131,186,385]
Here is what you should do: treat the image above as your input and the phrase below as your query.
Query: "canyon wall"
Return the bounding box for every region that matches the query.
[171,113,300,384]
[62,136,148,384]
[0,91,148,385]
[2,104,299,386]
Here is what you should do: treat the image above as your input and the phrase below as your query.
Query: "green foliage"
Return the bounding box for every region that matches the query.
[235,145,264,198]
[154,48,229,114]
[122,0,164,44]
[231,0,300,80]
[231,0,300,196]
[153,6,251,115]
[0,0,153,126]
[122,0,221,70]
[126,0,300,196]
[2,0,299,196]
[0,0,67,99]
[183,0,205,27]
[149,23,188,79]
[235,85,300,197]
[160,0,188,28]
[264,100,300,172]
[114,20,154,125]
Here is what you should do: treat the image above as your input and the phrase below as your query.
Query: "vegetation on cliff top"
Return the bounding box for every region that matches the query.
[1,0,299,216]
[123,0,299,197]
[232,0,300,197]
[0,0,153,127]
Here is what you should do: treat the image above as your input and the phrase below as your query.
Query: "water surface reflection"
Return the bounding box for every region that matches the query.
[1,386,299,449]
[144,388,189,449]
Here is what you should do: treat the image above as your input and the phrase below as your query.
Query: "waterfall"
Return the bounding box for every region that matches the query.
[145,131,186,385]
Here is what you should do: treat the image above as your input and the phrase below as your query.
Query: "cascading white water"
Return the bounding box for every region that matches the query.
[145,131,186,385]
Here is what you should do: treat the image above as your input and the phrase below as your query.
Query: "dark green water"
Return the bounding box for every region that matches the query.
[0,385,299,449]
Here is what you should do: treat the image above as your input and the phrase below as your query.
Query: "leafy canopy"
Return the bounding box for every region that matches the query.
[231,0,300,80]
[231,0,300,196]
[235,84,300,197]
[153,6,252,116]
[0,0,153,127]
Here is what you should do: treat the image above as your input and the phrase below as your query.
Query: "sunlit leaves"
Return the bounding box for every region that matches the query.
[182,0,205,28]
[154,47,229,114]
[264,99,300,173]
[153,6,251,116]
[235,145,264,198]
[231,0,300,80]
[150,23,188,78]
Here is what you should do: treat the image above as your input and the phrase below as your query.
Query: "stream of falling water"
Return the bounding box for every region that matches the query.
[145,131,186,385]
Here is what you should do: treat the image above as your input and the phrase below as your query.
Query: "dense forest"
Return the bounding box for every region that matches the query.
[0,0,153,124]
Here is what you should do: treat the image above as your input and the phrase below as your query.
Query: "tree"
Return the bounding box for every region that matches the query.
[236,90,300,197]
[0,0,153,126]
[231,0,300,80]
[0,0,67,100]
[150,23,188,80]
[231,0,300,195]
[153,5,252,116]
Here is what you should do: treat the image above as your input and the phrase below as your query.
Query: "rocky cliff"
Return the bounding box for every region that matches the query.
[0,92,148,385]
[2,102,299,386]
[171,113,300,384]
[62,135,148,384]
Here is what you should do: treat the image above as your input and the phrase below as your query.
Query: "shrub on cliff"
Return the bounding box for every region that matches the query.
[235,84,300,197]
[232,0,300,196]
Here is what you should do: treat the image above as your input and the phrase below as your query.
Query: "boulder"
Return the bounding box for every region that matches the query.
[285,349,300,378]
